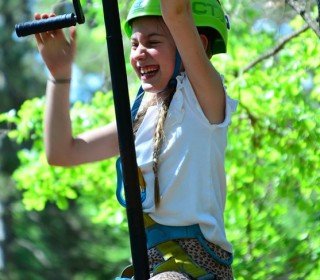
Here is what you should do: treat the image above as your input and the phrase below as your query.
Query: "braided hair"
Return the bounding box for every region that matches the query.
[132,85,175,208]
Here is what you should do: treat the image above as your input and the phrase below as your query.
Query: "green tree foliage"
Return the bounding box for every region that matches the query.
[0,0,319,279]
[1,93,130,279]
[3,201,128,280]
[0,1,133,278]
[219,3,319,279]
[0,0,45,174]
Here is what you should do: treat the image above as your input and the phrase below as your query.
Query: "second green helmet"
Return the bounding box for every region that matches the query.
[124,0,229,55]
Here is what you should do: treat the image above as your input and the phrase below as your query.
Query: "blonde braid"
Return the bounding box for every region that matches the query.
[132,87,175,208]
[152,87,175,207]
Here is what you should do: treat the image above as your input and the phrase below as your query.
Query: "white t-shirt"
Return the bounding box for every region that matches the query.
[134,72,237,253]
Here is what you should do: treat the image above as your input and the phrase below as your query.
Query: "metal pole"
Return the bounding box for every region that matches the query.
[100,0,149,279]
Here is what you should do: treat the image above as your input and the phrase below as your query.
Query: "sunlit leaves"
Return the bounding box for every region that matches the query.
[216,1,320,278]
[1,0,319,278]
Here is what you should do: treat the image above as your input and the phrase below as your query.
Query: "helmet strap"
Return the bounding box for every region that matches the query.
[168,50,182,89]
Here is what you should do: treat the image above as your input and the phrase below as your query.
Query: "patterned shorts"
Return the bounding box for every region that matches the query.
[148,239,233,280]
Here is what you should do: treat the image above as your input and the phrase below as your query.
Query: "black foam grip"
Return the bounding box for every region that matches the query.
[15,13,77,37]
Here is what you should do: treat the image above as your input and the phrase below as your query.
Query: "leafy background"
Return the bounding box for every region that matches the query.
[0,0,319,279]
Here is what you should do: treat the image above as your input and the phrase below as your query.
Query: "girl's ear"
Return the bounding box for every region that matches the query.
[199,34,209,53]
[199,34,212,58]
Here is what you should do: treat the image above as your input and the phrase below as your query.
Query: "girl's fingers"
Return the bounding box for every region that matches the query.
[34,13,44,44]
[35,13,57,40]
[33,13,50,41]
[42,13,51,36]
[47,13,59,36]
[41,13,50,19]
[69,26,77,55]
[34,33,43,45]
[34,13,41,20]
[33,11,76,57]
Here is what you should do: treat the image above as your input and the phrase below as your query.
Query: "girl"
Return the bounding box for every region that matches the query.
[35,0,236,279]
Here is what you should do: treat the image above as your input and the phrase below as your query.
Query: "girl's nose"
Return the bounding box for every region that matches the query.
[132,44,147,61]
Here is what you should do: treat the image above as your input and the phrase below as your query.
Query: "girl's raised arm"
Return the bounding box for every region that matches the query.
[35,13,119,166]
[160,0,226,124]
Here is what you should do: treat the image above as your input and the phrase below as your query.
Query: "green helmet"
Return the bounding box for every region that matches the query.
[124,0,229,54]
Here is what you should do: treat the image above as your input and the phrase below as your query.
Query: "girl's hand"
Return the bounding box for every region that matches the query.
[160,0,190,18]
[34,13,76,79]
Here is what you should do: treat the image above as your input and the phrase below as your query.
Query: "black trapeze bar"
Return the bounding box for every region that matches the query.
[15,0,85,37]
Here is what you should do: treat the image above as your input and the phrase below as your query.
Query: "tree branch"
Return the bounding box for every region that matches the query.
[241,24,309,74]
[16,239,52,268]
[286,0,320,37]
[0,129,9,141]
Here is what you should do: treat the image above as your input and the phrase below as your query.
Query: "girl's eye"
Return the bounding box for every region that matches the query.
[130,41,160,50]
[149,41,160,46]
[131,42,138,49]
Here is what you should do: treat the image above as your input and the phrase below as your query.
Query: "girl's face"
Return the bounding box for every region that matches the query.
[130,17,176,93]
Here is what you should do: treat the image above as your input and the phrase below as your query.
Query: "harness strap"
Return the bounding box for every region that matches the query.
[154,240,212,279]
[144,214,233,267]
[115,84,145,207]
[116,158,146,207]
[144,214,215,279]
[130,85,145,120]
[117,214,231,279]
[144,215,202,249]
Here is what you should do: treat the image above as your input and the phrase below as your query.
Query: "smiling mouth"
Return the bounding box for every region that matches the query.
[140,66,159,79]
